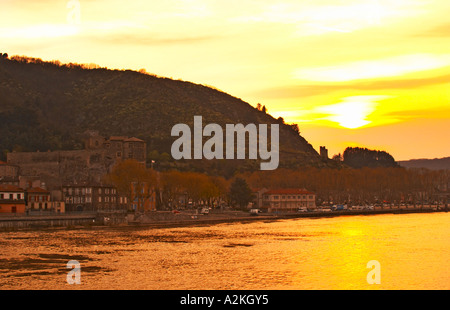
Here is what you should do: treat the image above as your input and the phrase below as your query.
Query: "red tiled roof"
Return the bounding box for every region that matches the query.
[124,137,144,142]
[109,136,128,141]
[0,184,24,192]
[26,187,50,193]
[264,188,314,195]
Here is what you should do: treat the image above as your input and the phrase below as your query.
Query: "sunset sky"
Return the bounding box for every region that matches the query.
[1,0,449,161]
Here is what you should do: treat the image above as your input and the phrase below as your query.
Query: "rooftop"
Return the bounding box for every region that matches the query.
[27,187,50,194]
[0,184,24,192]
[264,188,315,195]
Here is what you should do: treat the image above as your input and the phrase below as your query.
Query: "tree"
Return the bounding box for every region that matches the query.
[228,177,253,210]
[343,147,398,168]
[289,123,301,136]
[105,159,156,212]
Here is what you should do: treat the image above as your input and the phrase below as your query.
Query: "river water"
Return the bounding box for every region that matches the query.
[0,212,448,290]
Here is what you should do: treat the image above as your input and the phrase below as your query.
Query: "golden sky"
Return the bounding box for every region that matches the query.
[1,0,449,160]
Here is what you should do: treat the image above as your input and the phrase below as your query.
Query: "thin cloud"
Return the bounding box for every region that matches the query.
[85,32,219,46]
[415,23,450,37]
[257,71,450,99]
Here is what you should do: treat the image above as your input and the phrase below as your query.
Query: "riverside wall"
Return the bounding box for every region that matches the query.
[0,207,447,231]
[0,212,128,231]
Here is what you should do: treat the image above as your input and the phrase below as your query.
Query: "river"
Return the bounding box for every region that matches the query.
[0,212,448,290]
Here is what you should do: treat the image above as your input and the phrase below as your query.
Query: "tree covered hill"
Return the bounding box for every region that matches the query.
[0,54,334,174]
[342,147,398,169]
[398,157,450,170]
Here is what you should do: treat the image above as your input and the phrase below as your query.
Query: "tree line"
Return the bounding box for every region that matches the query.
[105,159,449,211]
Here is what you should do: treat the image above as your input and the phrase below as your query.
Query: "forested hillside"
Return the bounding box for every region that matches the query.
[0,54,335,175]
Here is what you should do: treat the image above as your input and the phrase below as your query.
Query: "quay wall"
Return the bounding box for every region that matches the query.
[0,212,128,231]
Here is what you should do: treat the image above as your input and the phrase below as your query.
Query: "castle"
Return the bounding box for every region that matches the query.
[6,131,147,190]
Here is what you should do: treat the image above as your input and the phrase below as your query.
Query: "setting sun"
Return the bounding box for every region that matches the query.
[317,96,390,129]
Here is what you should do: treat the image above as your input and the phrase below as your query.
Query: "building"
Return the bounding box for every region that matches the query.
[262,188,316,212]
[24,187,64,213]
[320,146,328,159]
[26,187,51,211]
[85,132,147,165]
[0,161,19,177]
[130,182,157,212]
[0,161,19,186]
[62,185,128,212]
[250,188,268,210]
[6,132,147,190]
[0,184,26,214]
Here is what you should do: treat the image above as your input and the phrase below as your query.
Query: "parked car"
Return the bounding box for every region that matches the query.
[200,207,210,215]
[250,208,261,215]
[331,204,348,211]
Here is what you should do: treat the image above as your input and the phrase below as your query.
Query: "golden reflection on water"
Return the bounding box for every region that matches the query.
[0,213,449,290]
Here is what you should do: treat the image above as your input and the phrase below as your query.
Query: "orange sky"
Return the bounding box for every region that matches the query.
[1,0,449,161]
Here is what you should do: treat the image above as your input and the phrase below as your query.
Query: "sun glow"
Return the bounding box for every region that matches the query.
[318,96,390,129]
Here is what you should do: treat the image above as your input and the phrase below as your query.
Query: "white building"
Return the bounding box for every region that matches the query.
[262,188,316,212]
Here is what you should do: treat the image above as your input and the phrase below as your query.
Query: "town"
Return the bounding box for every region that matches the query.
[0,131,448,230]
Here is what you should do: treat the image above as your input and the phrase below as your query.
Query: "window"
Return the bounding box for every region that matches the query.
[86,188,92,194]
[98,188,102,194]
[309,195,313,199]
[98,197,102,202]
[273,196,279,200]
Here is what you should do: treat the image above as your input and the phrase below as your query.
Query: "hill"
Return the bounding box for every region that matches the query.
[343,147,398,169]
[397,157,450,170]
[0,54,335,176]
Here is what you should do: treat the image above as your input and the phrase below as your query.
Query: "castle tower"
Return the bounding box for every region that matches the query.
[320,146,328,159]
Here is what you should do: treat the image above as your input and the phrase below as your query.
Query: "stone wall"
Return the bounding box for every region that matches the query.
[7,150,116,189]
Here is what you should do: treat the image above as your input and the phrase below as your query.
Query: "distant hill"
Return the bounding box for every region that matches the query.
[397,157,450,170]
[0,54,336,175]
[342,147,398,169]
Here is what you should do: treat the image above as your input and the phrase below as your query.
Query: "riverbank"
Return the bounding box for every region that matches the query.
[0,207,447,231]
[127,207,448,229]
